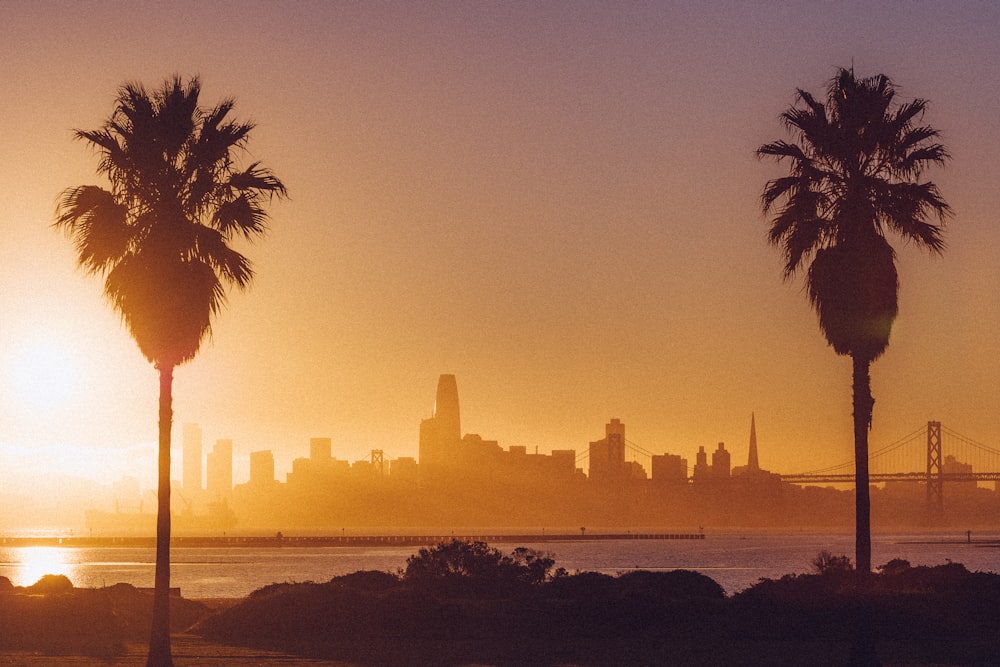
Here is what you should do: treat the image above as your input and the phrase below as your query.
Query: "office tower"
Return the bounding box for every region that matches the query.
[182,423,202,493]
[652,453,688,483]
[418,374,463,475]
[589,418,626,483]
[712,442,731,478]
[606,418,625,464]
[693,446,709,479]
[249,450,275,486]
[747,413,760,472]
[206,438,233,501]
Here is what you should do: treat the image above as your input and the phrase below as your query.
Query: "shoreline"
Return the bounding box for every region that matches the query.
[0,532,705,549]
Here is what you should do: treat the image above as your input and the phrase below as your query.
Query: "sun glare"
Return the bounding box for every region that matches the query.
[5,338,80,411]
[14,546,76,587]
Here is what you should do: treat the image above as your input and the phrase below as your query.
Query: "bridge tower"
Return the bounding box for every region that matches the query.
[926,421,943,513]
[371,449,385,476]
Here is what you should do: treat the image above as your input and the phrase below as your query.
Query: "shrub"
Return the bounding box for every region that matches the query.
[545,570,617,600]
[616,569,726,601]
[27,574,74,594]
[403,540,555,595]
[329,569,400,593]
[811,549,853,574]
[878,558,911,576]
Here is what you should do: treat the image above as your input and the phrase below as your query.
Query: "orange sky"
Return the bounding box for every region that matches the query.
[2,1,1000,493]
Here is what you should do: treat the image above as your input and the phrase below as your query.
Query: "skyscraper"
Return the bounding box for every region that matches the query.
[418,374,462,476]
[694,446,709,479]
[249,450,275,487]
[588,418,626,483]
[182,423,202,493]
[206,438,233,502]
[712,442,731,478]
[733,413,770,478]
[433,374,461,444]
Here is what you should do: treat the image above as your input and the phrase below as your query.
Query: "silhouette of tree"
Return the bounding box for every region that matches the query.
[403,540,555,595]
[55,76,286,667]
[758,68,949,573]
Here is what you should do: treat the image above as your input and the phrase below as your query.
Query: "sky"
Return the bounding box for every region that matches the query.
[2,1,1000,495]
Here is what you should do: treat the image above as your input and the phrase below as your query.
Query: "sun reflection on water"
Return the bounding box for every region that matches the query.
[14,547,77,587]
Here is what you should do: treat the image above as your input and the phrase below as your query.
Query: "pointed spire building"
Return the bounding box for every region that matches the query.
[732,412,772,479]
[747,412,760,472]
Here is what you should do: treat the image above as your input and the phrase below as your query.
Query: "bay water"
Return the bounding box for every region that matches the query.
[1,531,997,598]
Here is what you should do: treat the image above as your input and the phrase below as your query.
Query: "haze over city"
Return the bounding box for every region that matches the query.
[3,1,1000,505]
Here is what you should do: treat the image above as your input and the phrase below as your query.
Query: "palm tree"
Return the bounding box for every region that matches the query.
[758,68,949,573]
[55,76,286,666]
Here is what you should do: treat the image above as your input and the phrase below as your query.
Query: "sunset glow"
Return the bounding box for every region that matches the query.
[5,338,81,413]
[12,547,75,588]
[0,2,998,534]
[6,5,1000,667]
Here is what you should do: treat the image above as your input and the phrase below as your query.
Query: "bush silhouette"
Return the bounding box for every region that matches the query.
[27,574,74,594]
[811,549,853,574]
[329,569,401,593]
[616,569,725,601]
[878,558,911,576]
[403,539,554,596]
[192,550,1000,666]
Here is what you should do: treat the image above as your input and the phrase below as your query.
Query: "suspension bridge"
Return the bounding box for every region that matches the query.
[780,421,1000,510]
[578,421,1000,511]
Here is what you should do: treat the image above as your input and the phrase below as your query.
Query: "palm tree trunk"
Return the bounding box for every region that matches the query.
[852,354,873,574]
[147,364,174,667]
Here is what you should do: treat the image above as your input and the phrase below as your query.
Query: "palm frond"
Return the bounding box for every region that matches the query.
[896,143,949,177]
[227,163,288,198]
[212,195,267,240]
[876,181,950,251]
[195,225,255,289]
[55,186,132,275]
[756,140,808,163]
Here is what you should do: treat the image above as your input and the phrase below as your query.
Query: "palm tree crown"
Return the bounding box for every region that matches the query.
[758,68,950,361]
[55,76,287,368]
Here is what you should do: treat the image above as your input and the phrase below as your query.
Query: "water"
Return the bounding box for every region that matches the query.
[1,532,997,598]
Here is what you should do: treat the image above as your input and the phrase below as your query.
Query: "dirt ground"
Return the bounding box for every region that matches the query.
[0,635,986,666]
[0,635,355,667]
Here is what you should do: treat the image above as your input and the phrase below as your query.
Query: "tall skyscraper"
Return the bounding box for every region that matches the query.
[433,374,461,444]
[206,438,233,501]
[419,374,462,476]
[182,423,202,493]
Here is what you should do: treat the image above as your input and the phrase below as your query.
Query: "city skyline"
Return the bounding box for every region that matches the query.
[179,373,765,491]
[5,371,996,534]
[2,3,1000,501]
